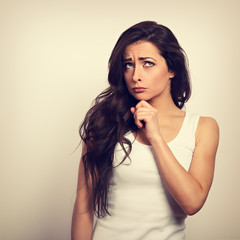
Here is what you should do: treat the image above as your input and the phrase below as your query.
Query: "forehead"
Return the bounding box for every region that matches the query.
[123,41,161,58]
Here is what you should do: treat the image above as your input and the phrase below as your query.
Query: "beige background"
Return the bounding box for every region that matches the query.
[1,0,240,239]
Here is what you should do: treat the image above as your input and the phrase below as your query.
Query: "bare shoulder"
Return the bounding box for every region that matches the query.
[197,116,219,134]
[196,116,219,148]
[188,116,219,202]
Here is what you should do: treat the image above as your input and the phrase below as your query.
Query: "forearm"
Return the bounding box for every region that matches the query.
[131,102,218,215]
[151,137,206,215]
[71,202,93,240]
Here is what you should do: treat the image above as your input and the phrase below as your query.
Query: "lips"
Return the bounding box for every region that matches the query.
[133,87,146,93]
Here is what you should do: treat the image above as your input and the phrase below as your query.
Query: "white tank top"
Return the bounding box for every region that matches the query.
[92,112,200,240]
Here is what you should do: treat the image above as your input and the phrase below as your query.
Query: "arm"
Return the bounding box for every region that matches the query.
[71,144,94,240]
[150,116,219,215]
[131,101,219,215]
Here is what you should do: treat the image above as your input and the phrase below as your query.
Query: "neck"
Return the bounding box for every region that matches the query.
[148,92,180,116]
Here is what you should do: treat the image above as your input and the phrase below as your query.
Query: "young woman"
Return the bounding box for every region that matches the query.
[71,21,219,240]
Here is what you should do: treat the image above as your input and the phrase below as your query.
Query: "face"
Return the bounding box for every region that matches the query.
[123,41,174,103]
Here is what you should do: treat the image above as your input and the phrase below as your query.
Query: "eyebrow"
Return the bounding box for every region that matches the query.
[123,57,156,62]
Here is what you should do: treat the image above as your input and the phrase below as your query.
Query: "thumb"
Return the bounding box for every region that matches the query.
[130,107,135,114]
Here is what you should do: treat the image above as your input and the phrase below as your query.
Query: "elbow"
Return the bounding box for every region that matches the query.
[184,205,202,216]
[182,196,206,216]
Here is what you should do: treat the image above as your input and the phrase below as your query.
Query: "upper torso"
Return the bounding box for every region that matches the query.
[92,111,200,240]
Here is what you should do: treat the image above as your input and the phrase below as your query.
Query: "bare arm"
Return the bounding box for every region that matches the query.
[132,101,219,215]
[150,116,219,215]
[71,144,94,240]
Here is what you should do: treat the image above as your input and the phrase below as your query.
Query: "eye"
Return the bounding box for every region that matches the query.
[124,62,134,69]
[144,61,154,67]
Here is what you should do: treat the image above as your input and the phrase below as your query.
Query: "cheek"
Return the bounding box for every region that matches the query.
[124,73,131,86]
[153,70,170,82]
[125,81,132,92]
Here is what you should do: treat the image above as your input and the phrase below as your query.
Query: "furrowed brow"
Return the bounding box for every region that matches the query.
[123,57,156,62]
[123,58,132,62]
[139,57,156,61]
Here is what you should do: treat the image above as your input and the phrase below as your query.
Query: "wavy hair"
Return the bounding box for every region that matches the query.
[79,21,191,218]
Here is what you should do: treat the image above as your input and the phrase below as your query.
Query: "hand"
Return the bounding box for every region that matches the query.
[130,100,162,142]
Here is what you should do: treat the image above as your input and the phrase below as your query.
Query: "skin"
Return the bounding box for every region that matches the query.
[71,143,93,240]
[71,41,219,240]
[124,41,219,215]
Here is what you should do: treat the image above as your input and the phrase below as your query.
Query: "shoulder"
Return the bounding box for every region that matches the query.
[197,116,219,135]
[196,116,219,147]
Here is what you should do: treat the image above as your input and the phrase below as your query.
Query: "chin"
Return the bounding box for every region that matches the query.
[133,95,150,101]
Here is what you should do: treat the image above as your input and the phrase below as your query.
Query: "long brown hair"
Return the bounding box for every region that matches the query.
[79,21,191,218]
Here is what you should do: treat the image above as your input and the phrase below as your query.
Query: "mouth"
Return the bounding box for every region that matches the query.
[133,87,146,93]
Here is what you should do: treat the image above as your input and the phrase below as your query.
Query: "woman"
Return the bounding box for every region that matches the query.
[71,21,219,240]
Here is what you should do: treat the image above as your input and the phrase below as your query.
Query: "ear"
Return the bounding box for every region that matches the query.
[169,70,175,79]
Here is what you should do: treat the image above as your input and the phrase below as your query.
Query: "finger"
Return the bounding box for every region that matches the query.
[132,111,145,128]
[131,107,144,128]
[134,108,157,121]
[134,116,144,128]
[130,107,135,114]
[134,112,155,124]
[135,107,154,114]
[134,112,156,129]
[135,100,153,109]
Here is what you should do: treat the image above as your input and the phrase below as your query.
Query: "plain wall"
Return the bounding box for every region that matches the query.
[1,0,240,239]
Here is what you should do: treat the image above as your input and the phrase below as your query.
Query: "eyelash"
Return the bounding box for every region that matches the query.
[124,62,133,69]
[124,61,154,69]
[144,61,154,67]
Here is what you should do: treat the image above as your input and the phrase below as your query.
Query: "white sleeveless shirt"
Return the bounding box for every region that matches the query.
[92,112,200,240]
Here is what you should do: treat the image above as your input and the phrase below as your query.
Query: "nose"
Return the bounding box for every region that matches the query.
[132,65,142,82]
